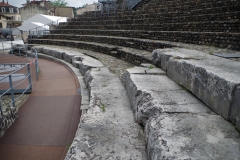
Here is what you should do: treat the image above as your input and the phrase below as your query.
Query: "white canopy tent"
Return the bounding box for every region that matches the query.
[17,14,67,32]
[17,22,49,32]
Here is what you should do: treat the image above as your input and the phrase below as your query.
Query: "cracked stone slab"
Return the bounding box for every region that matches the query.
[145,113,240,160]
[122,67,213,125]
[152,48,240,130]
[66,60,147,159]
[77,56,104,76]
[127,64,166,75]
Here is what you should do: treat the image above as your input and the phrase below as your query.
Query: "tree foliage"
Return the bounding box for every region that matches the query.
[50,0,69,7]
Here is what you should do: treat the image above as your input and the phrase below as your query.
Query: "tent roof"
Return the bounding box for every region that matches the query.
[22,14,67,26]
[18,22,48,31]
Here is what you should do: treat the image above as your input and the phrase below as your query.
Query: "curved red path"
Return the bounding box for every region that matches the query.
[0,54,81,160]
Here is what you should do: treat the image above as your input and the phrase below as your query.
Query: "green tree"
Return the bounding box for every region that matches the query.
[50,0,69,7]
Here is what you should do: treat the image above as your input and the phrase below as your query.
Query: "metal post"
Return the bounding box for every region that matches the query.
[10,24,13,49]
[2,42,4,53]
[32,48,39,81]
[27,64,32,91]
[0,103,2,113]
[18,47,21,57]
[95,3,96,18]
[9,75,15,108]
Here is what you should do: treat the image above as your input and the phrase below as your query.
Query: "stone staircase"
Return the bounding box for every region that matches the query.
[28,45,240,159]
[28,0,240,159]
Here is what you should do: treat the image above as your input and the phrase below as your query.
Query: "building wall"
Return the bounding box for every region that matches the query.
[20,4,49,20]
[54,7,74,18]
[76,4,97,15]
[0,15,8,28]
[4,13,21,21]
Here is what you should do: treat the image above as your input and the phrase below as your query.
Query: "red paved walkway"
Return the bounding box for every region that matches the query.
[0,53,81,160]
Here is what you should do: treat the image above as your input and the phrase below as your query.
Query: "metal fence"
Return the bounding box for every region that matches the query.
[0,46,39,114]
[126,0,142,9]
[93,0,143,17]
[0,63,32,107]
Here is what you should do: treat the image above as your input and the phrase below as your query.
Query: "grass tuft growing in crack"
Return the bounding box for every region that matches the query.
[102,84,107,87]
[149,65,154,69]
[101,103,106,112]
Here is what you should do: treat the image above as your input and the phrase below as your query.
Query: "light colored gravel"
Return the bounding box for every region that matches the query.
[0,94,29,112]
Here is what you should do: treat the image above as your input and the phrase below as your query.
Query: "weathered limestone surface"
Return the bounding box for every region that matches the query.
[123,65,240,159]
[31,45,147,159]
[31,45,240,159]
[66,66,147,159]
[122,66,212,125]
[77,56,104,76]
[146,113,240,160]
[152,48,240,130]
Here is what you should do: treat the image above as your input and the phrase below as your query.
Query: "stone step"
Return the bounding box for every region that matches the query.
[122,65,240,159]
[41,34,175,51]
[49,30,240,51]
[29,39,152,65]
[58,21,239,33]
[152,48,240,130]
[64,17,240,27]
[70,10,240,23]
[30,45,147,159]
[144,0,240,10]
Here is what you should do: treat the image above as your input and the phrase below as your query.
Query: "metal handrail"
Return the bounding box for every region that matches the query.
[0,63,29,81]
[0,47,39,113]
[0,63,32,109]
[0,73,31,98]
[10,84,31,107]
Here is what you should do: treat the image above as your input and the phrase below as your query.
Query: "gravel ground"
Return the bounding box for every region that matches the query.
[0,94,29,112]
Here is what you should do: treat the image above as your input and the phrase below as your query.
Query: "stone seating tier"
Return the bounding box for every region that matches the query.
[57,21,239,33]
[73,0,239,19]
[39,34,175,51]
[71,8,239,22]
[28,45,240,160]
[49,29,240,50]
[61,11,240,25]
[143,0,240,10]
[29,39,152,65]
